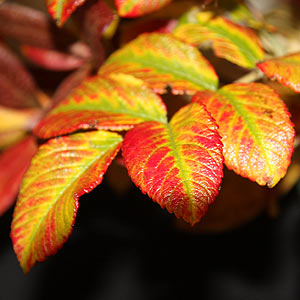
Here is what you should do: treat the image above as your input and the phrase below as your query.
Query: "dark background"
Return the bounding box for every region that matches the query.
[0,178,299,300]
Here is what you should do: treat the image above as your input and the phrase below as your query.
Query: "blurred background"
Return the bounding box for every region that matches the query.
[0,0,300,299]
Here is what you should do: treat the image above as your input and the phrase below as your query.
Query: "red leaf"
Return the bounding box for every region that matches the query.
[0,136,37,216]
[122,102,223,225]
[21,45,85,71]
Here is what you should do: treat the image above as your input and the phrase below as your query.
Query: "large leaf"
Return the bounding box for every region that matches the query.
[122,102,223,225]
[173,11,264,68]
[257,52,300,93]
[0,136,37,216]
[99,33,218,94]
[192,83,295,187]
[34,73,167,139]
[115,0,172,17]
[46,0,86,26]
[11,130,122,273]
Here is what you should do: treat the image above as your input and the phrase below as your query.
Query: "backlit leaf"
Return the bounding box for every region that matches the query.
[34,73,167,139]
[257,52,300,93]
[21,45,84,71]
[115,0,172,17]
[122,102,223,225]
[46,0,86,26]
[11,130,122,272]
[192,83,295,187]
[99,33,218,94]
[174,12,264,68]
[0,136,37,216]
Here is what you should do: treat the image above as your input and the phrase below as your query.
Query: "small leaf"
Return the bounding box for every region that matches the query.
[115,0,172,17]
[174,13,264,68]
[34,73,167,139]
[0,136,37,216]
[99,33,218,94]
[11,130,122,273]
[122,102,223,225]
[257,52,300,93]
[21,45,84,71]
[193,83,295,187]
[46,0,86,26]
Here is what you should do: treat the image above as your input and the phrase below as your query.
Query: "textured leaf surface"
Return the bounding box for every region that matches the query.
[115,0,172,17]
[0,136,37,216]
[122,102,223,225]
[21,45,84,71]
[174,13,264,68]
[99,33,218,94]
[35,73,167,139]
[46,0,86,26]
[11,130,122,272]
[193,83,295,187]
[257,52,300,93]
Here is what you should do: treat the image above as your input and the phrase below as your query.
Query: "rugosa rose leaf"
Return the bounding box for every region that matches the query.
[122,102,223,225]
[0,136,37,216]
[21,45,84,71]
[11,130,122,273]
[257,52,300,93]
[46,0,86,26]
[34,73,167,139]
[193,83,295,187]
[99,33,218,94]
[174,13,264,68]
[115,0,172,17]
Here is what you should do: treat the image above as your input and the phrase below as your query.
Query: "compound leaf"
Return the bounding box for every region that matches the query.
[99,33,218,94]
[115,0,172,17]
[174,12,264,68]
[34,73,167,139]
[11,130,122,273]
[122,102,223,225]
[193,83,295,187]
[257,52,300,93]
[46,0,86,26]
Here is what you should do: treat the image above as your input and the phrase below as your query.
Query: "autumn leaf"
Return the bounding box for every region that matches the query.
[34,73,167,139]
[21,45,84,71]
[115,0,172,18]
[0,136,37,216]
[173,11,264,68]
[193,83,295,187]
[257,52,300,93]
[11,130,122,273]
[99,33,218,94]
[122,102,223,225]
[46,0,86,26]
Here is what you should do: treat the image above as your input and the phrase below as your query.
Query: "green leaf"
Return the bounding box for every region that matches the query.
[193,83,295,187]
[122,102,223,225]
[11,130,122,272]
[174,9,265,68]
[34,73,167,139]
[99,33,218,94]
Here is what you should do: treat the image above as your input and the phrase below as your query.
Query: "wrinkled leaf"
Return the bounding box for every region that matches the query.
[21,45,84,71]
[193,83,295,187]
[100,33,218,94]
[257,52,300,93]
[11,130,122,273]
[122,102,223,225]
[0,136,37,216]
[46,0,86,26]
[34,73,167,139]
[174,11,264,68]
[115,0,172,17]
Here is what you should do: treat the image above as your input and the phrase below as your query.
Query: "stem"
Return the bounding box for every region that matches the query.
[234,68,264,83]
